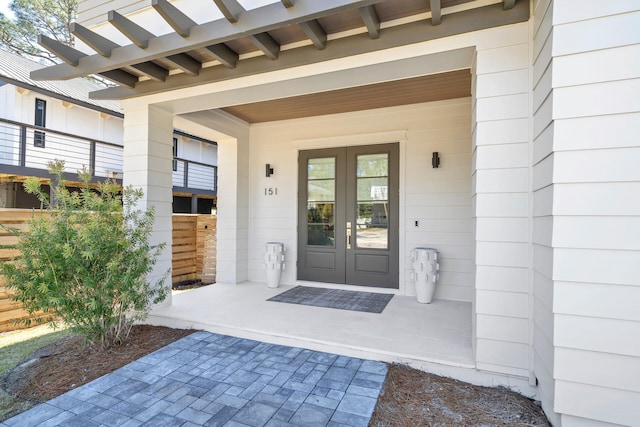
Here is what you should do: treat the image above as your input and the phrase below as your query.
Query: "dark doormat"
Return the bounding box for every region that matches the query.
[268,286,394,313]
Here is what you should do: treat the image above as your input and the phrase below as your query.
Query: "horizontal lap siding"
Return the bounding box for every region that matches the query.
[531,0,557,424]
[247,98,473,301]
[472,22,531,379]
[550,3,640,426]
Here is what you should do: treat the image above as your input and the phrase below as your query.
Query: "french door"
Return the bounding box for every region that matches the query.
[297,143,399,288]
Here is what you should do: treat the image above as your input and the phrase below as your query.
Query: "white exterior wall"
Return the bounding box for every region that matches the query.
[531,0,557,424]
[472,24,531,379]
[177,137,217,166]
[547,3,640,426]
[11,89,123,143]
[121,103,174,305]
[248,99,473,300]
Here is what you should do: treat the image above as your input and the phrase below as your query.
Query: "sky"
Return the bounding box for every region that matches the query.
[0,0,14,19]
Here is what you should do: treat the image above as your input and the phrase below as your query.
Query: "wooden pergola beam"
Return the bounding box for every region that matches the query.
[31,0,386,81]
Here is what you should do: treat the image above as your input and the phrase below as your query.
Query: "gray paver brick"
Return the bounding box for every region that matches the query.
[4,331,386,427]
[104,378,148,398]
[331,410,370,427]
[111,400,146,417]
[140,412,184,426]
[358,360,387,375]
[85,373,128,393]
[252,391,287,407]
[58,416,100,426]
[239,381,266,399]
[323,367,357,384]
[272,407,295,422]
[232,401,279,426]
[119,419,144,427]
[206,405,238,426]
[227,369,260,388]
[288,403,334,426]
[269,370,294,387]
[163,394,198,416]
[307,352,338,365]
[133,399,172,422]
[86,392,121,409]
[36,410,76,427]
[336,393,378,417]
[215,392,250,409]
[201,383,232,401]
[305,393,341,410]
[346,383,382,398]
[91,408,131,426]
[176,406,214,424]
[282,380,314,393]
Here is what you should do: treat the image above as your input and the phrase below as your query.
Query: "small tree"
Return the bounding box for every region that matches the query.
[1,161,168,348]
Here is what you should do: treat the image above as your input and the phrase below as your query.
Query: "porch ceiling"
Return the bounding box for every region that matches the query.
[221,69,471,123]
[31,0,528,101]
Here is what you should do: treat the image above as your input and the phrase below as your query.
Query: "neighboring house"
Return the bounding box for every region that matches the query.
[26,0,640,425]
[0,50,218,213]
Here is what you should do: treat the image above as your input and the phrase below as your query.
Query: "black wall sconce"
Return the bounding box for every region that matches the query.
[432,152,440,168]
[266,163,274,177]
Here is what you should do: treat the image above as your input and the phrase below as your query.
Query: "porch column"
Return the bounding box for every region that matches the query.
[122,103,174,306]
[216,132,250,284]
[471,30,531,379]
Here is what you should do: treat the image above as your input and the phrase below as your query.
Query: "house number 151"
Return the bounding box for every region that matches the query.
[264,187,278,196]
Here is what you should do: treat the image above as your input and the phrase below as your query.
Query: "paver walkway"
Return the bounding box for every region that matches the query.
[2,331,387,427]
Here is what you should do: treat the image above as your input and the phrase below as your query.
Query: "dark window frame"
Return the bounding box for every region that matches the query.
[34,98,46,148]
[172,137,178,171]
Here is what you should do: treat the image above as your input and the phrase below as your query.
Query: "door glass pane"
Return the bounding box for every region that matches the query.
[357,154,388,177]
[356,153,388,249]
[307,157,335,246]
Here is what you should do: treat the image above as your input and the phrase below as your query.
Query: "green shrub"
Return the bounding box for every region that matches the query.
[0,161,168,348]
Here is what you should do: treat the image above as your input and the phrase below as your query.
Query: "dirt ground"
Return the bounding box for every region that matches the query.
[1,325,549,425]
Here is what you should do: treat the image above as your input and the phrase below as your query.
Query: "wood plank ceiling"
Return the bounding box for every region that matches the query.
[31,0,529,106]
[222,69,471,123]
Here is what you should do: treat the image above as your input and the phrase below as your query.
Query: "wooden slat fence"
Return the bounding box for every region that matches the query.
[0,210,217,332]
[171,214,217,284]
[0,209,49,332]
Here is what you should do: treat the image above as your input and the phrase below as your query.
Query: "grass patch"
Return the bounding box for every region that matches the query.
[0,323,71,377]
[0,323,72,421]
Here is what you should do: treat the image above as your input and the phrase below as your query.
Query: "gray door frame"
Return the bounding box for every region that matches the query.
[297,143,399,288]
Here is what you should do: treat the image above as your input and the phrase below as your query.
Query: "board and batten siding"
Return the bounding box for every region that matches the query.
[546,3,640,426]
[247,98,473,301]
[471,22,531,379]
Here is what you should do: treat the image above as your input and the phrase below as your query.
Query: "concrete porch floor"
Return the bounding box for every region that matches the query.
[147,283,482,378]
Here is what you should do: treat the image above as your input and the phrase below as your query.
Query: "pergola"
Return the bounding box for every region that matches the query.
[32,0,528,110]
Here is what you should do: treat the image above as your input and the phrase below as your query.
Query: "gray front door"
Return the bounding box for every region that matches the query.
[297,143,399,288]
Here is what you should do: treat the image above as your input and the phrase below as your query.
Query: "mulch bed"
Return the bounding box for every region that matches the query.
[370,364,550,426]
[2,325,550,425]
[2,325,194,405]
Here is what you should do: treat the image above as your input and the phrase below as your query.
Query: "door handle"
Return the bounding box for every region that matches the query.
[346,221,352,249]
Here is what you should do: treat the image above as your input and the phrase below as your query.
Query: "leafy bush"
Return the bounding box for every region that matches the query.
[1,161,168,348]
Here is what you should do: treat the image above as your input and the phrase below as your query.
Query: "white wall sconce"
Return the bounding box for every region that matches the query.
[266,163,274,177]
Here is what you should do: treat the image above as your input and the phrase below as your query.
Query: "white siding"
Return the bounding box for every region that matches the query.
[537,2,640,426]
[531,0,557,424]
[121,103,174,304]
[472,21,531,379]
[247,99,473,300]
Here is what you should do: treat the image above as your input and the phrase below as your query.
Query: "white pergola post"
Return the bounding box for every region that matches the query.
[122,103,174,306]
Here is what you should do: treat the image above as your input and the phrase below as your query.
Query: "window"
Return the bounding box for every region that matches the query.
[172,137,178,171]
[34,99,46,148]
